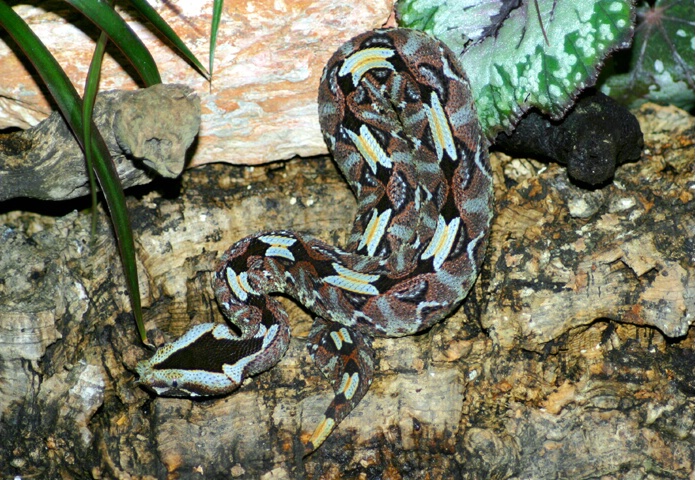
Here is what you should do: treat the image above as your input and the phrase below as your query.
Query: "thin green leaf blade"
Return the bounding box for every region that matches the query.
[84,29,109,237]
[210,0,224,76]
[128,0,209,79]
[66,0,161,86]
[0,1,148,344]
[87,125,148,346]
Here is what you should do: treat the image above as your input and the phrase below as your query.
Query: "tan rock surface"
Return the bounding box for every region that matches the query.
[0,0,393,166]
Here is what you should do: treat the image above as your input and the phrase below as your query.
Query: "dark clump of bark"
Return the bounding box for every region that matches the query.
[494,90,644,186]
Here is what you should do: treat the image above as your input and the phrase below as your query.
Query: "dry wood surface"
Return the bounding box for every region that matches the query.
[0,103,693,479]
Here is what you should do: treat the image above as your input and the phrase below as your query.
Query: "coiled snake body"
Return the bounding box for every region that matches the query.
[137,28,493,453]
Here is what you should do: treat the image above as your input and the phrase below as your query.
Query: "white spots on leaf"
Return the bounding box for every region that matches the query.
[552,50,579,89]
[575,33,597,59]
[574,3,594,22]
[517,58,543,97]
[599,24,615,42]
[654,60,664,73]
[609,2,623,12]
[648,69,691,104]
[548,84,562,98]
[616,19,626,28]
[490,66,505,88]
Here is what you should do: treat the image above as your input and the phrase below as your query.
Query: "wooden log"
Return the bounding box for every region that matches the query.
[0,84,199,201]
[0,103,693,478]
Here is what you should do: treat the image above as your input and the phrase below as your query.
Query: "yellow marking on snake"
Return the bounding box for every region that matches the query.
[346,125,393,175]
[308,416,335,449]
[225,268,258,302]
[421,215,460,270]
[330,327,353,350]
[337,372,360,401]
[339,47,395,86]
[358,208,392,256]
[425,92,457,162]
[259,235,297,261]
[324,263,380,295]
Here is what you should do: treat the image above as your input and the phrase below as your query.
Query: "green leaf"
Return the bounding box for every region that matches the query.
[0,1,148,344]
[600,0,695,110]
[128,0,209,79]
[84,28,110,237]
[397,0,521,48]
[397,0,635,139]
[210,0,224,76]
[86,122,148,347]
[66,0,161,86]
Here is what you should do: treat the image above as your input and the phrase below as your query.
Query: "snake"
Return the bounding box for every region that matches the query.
[136,28,493,454]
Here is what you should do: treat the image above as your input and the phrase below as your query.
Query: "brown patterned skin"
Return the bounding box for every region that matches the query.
[136,28,493,454]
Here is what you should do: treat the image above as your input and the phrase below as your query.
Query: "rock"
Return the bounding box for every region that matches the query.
[0,0,394,166]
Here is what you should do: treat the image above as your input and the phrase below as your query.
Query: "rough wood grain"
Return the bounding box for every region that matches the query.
[0,84,199,201]
[1,103,693,479]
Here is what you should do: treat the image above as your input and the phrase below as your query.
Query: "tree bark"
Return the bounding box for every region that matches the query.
[0,103,693,479]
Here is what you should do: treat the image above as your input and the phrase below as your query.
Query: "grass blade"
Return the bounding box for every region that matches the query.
[210,0,224,76]
[128,0,209,79]
[0,1,149,344]
[83,29,110,237]
[66,0,161,86]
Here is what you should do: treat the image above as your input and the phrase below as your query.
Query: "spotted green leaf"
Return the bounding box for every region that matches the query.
[600,0,695,110]
[397,0,520,47]
[397,0,635,139]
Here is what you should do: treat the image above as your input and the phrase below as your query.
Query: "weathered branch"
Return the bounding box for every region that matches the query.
[0,83,200,201]
[1,103,693,478]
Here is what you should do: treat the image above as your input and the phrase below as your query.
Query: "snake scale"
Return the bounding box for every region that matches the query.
[137,28,493,454]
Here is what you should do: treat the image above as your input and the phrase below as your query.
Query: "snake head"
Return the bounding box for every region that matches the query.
[136,323,251,397]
